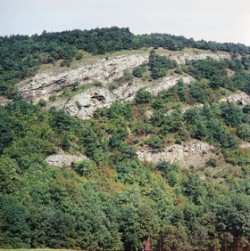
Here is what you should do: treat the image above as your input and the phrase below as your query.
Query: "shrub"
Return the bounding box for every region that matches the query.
[147,135,164,149]
[135,89,152,104]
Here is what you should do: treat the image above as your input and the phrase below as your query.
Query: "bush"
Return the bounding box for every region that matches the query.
[135,89,152,104]
[75,159,96,177]
[149,50,177,79]
[147,135,164,149]
[132,64,147,78]
[206,157,217,167]
[237,123,250,141]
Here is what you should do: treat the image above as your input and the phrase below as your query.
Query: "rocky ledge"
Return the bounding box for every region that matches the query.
[18,51,230,101]
[137,140,216,167]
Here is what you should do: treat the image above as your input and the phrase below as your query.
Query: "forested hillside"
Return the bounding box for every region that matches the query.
[0,27,250,250]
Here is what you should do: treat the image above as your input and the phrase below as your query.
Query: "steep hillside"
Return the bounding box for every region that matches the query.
[0,28,250,250]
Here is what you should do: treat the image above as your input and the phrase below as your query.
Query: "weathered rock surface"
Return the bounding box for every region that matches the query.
[18,51,230,101]
[149,76,194,96]
[220,92,250,106]
[45,153,87,167]
[137,140,216,167]
[0,96,9,107]
[240,142,250,149]
[18,54,148,100]
[64,87,115,119]
[168,52,230,65]
[18,50,232,119]
[62,75,194,119]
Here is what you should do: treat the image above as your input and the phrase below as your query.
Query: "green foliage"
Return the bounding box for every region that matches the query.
[149,50,177,79]
[156,161,180,186]
[206,157,217,167]
[177,79,187,102]
[135,88,152,104]
[0,113,14,154]
[220,102,244,127]
[190,82,208,103]
[184,105,239,149]
[132,64,147,78]
[0,157,20,194]
[225,149,250,166]
[237,123,250,141]
[123,69,133,81]
[184,58,227,81]
[147,135,165,149]
[214,194,250,236]
[0,194,31,248]
[182,175,207,205]
[1,29,250,249]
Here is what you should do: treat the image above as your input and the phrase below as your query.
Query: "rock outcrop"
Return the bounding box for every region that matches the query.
[169,52,230,64]
[220,92,250,106]
[18,54,148,100]
[137,140,216,167]
[62,75,194,119]
[18,51,230,101]
[45,153,87,167]
[18,50,232,119]
[64,88,115,119]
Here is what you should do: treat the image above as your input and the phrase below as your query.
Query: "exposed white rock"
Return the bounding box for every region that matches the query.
[112,80,148,102]
[65,87,115,119]
[220,92,250,106]
[18,54,148,100]
[168,52,230,65]
[137,140,216,167]
[45,153,87,167]
[0,96,9,107]
[240,142,250,149]
[149,76,194,96]
[17,50,233,120]
[62,75,194,119]
[18,51,230,101]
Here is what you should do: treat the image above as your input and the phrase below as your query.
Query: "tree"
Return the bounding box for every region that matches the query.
[135,88,152,104]
[149,50,177,79]
[132,64,147,78]
[215,194,250,236]
[0,194,31,248]
[0,114,14,154]
[220,102,244,127]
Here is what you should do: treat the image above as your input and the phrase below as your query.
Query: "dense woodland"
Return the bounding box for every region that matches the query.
[0,27,250,250]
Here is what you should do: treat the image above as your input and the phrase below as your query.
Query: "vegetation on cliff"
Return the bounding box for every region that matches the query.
[0,28,250,250]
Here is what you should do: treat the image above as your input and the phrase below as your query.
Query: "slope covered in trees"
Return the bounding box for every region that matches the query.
[0,28,250,250]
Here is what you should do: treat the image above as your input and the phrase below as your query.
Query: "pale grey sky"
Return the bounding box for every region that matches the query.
[0,0,250,45]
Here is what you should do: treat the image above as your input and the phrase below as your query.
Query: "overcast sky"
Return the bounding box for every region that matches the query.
[0,0,250,45]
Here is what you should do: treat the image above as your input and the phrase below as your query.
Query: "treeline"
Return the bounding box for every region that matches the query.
[0,27,250,85]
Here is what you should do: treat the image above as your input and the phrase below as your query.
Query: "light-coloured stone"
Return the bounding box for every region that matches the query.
[220,92,250,106]
[137,140,216,167]
[168,52,230,65]
[149,76,194,96]
[18,50,232,119]
[45,153,87,167]
[18,54,148,100]
[64,87,115,119]
[18,51,230,101]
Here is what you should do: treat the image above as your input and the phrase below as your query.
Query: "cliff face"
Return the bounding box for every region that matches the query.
[18,54,148,100]
[17,49,231,120]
